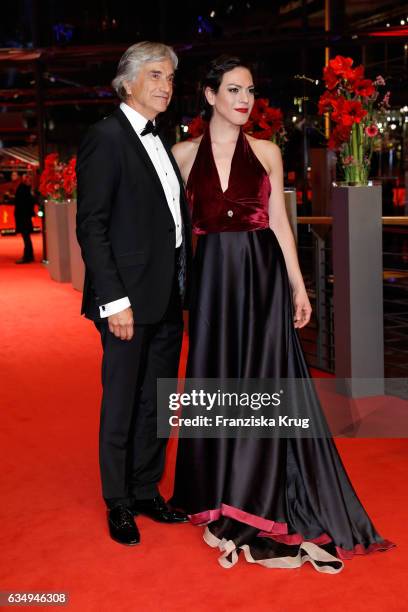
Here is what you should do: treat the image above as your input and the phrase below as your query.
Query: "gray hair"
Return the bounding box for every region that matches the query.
[112,41,178,101]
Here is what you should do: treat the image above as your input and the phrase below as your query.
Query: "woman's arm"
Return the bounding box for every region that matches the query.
[262,141,312,329]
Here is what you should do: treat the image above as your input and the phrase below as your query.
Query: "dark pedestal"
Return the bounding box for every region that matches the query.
[332,185,384,397]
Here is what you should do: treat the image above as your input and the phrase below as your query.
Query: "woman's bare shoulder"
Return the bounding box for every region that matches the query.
[171,136,203,183]
[245,134,282,174]
[246,134,281,157]
[172,136,203,163]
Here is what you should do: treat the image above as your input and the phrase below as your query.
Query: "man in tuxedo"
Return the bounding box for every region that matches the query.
[76,42,191,545]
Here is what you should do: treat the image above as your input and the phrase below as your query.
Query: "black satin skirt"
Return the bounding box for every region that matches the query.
[170,228,394,572]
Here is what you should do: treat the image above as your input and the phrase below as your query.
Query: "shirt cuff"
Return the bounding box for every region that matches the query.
[99,297,131,318]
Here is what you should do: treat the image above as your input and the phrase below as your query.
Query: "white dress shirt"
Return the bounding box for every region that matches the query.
[99,103,183,319]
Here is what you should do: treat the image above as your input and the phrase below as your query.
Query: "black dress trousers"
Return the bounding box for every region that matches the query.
[97,249,183,509]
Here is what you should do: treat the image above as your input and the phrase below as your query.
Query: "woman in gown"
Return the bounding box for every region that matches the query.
[169,56,394,573]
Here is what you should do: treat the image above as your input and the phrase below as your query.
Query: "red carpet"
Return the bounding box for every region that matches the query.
[0,234,406,611]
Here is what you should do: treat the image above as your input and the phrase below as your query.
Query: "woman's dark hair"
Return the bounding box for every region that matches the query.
[200,55,252,121]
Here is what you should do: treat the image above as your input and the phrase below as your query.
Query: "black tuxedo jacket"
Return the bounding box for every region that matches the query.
[76,108,192,323]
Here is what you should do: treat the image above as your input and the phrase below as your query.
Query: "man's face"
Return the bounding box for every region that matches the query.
[124,59,175,120]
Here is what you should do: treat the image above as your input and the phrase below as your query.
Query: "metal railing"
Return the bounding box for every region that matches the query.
[296,216,408,377]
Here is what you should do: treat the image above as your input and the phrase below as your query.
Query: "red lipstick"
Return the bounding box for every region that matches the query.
[235,108,249,113]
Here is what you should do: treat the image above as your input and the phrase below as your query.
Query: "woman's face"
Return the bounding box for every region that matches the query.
[206,66,255,125]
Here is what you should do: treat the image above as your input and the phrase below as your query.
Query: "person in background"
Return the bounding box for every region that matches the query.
[14,173,35,264]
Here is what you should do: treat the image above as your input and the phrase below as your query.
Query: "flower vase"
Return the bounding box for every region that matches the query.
[44,200,71,282]
[331,184,384,398]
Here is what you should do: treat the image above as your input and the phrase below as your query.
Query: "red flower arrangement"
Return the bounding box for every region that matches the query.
[186,99,287,147]
[318,55,390,184]
[62,157,77,197]
[244,98,287,147]
[39,153,77,201]
[187,116,206,138]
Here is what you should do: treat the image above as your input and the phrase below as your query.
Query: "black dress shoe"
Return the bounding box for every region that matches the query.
[131,495,188,523]
[108,506,140,545]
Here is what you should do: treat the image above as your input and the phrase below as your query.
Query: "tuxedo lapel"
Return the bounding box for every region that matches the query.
[159,135,191,225]
[114,109,168,202]
[114,107,191,259]
[160,136,183,186]
[158,135,192,302]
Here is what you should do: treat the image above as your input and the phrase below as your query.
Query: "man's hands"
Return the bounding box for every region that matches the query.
[108,307,134,340]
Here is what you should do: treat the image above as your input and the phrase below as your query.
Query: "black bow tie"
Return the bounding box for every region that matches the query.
[141,120,159,137]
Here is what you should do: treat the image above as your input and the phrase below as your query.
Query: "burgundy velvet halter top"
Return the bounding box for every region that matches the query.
[186,127,271,234]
